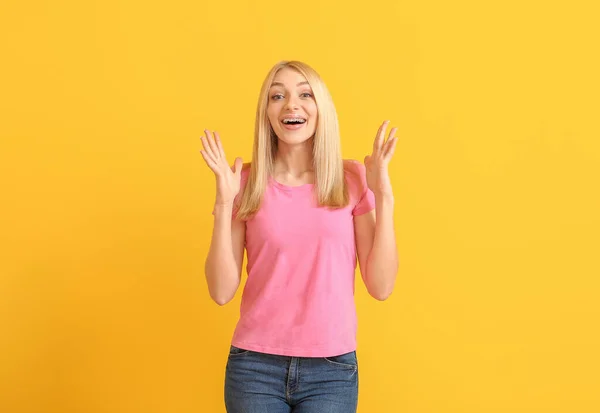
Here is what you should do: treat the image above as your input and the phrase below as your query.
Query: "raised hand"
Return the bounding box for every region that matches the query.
[364,120,398,198]
[200,129,243,207]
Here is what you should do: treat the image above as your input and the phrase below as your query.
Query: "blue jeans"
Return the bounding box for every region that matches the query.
[224,345,359,413]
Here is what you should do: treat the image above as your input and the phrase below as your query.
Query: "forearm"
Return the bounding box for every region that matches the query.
[365,194,399,300]
[205,204,240,305]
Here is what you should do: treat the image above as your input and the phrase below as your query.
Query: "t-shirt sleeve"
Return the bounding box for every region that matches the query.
[351,161,376,216]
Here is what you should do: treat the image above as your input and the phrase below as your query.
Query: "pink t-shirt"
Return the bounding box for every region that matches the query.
[230,159,375,357]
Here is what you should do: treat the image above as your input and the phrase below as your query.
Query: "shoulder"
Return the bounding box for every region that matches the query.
[343,159,367,186]
[234,163,252,203]
[343,159,375,214]
[343,158,365,172]
[240,162,251,182]
[343,159,371,206]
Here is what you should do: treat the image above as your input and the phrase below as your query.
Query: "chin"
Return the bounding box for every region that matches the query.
[275,124,316,143]
[277,132,314,145]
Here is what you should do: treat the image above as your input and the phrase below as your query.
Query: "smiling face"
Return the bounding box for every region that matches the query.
[267,67,318,146]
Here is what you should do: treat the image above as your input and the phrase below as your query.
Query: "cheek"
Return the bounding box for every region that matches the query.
[266,106,278,123]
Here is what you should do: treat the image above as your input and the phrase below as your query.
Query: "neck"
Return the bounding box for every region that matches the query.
[274,139,314,177]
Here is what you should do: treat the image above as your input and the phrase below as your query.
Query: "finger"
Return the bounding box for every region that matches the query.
[204,130,220,160]
[382,127,397,156]
[373,120,389,155]
[200,135,213,158]
[372,123,383,154]
[387,127,398,142]
[200,132,212,155]
[383,137,398,160]
[201,136,218,164]
[214,131,226,159]
[233,157,243,176]
[200,150,218,171]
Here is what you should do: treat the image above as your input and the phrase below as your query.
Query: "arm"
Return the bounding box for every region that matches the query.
[205,205,246,305]
[355,120,400,301]
[354,194,398,301]
[199,129,245,306]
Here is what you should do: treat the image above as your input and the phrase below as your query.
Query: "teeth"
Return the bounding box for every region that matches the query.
[283,118,306,124]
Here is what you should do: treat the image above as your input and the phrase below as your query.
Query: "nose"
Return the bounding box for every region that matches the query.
[283,95,300,111]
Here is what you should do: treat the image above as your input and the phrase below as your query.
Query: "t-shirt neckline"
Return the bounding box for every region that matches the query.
[268,176,314,192]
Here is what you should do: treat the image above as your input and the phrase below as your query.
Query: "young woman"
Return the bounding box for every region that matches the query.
[200,60,399,413]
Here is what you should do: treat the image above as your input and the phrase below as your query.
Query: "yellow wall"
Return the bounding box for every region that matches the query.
[1,1,599,412]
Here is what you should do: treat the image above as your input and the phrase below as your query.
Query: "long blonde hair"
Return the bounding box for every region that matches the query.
[236,60,349,220]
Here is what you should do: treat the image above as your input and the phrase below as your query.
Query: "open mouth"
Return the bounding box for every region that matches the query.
[280,117,307,130]
[281,118,307,125]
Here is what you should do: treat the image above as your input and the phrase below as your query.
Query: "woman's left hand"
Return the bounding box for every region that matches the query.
[364,120,398,198]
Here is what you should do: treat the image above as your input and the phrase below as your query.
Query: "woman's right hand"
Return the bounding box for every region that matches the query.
[200,129,243,207]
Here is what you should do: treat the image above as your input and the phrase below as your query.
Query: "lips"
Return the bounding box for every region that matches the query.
[281,117,306,130]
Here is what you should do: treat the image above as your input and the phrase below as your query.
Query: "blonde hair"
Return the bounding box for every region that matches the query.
[235,60,349,220]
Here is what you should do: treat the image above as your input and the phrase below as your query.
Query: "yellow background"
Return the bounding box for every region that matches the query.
[1,0,599,412]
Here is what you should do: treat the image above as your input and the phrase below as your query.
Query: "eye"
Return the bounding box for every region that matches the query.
[270,92,312,100]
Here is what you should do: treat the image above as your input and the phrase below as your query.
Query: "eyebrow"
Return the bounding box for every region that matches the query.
[270,81,310,88]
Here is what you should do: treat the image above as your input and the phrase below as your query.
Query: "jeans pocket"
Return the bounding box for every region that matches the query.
[324,351,358,369]
[228,345,251,357]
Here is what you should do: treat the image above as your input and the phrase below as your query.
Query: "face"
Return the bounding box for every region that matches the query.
[267,67,318,145]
